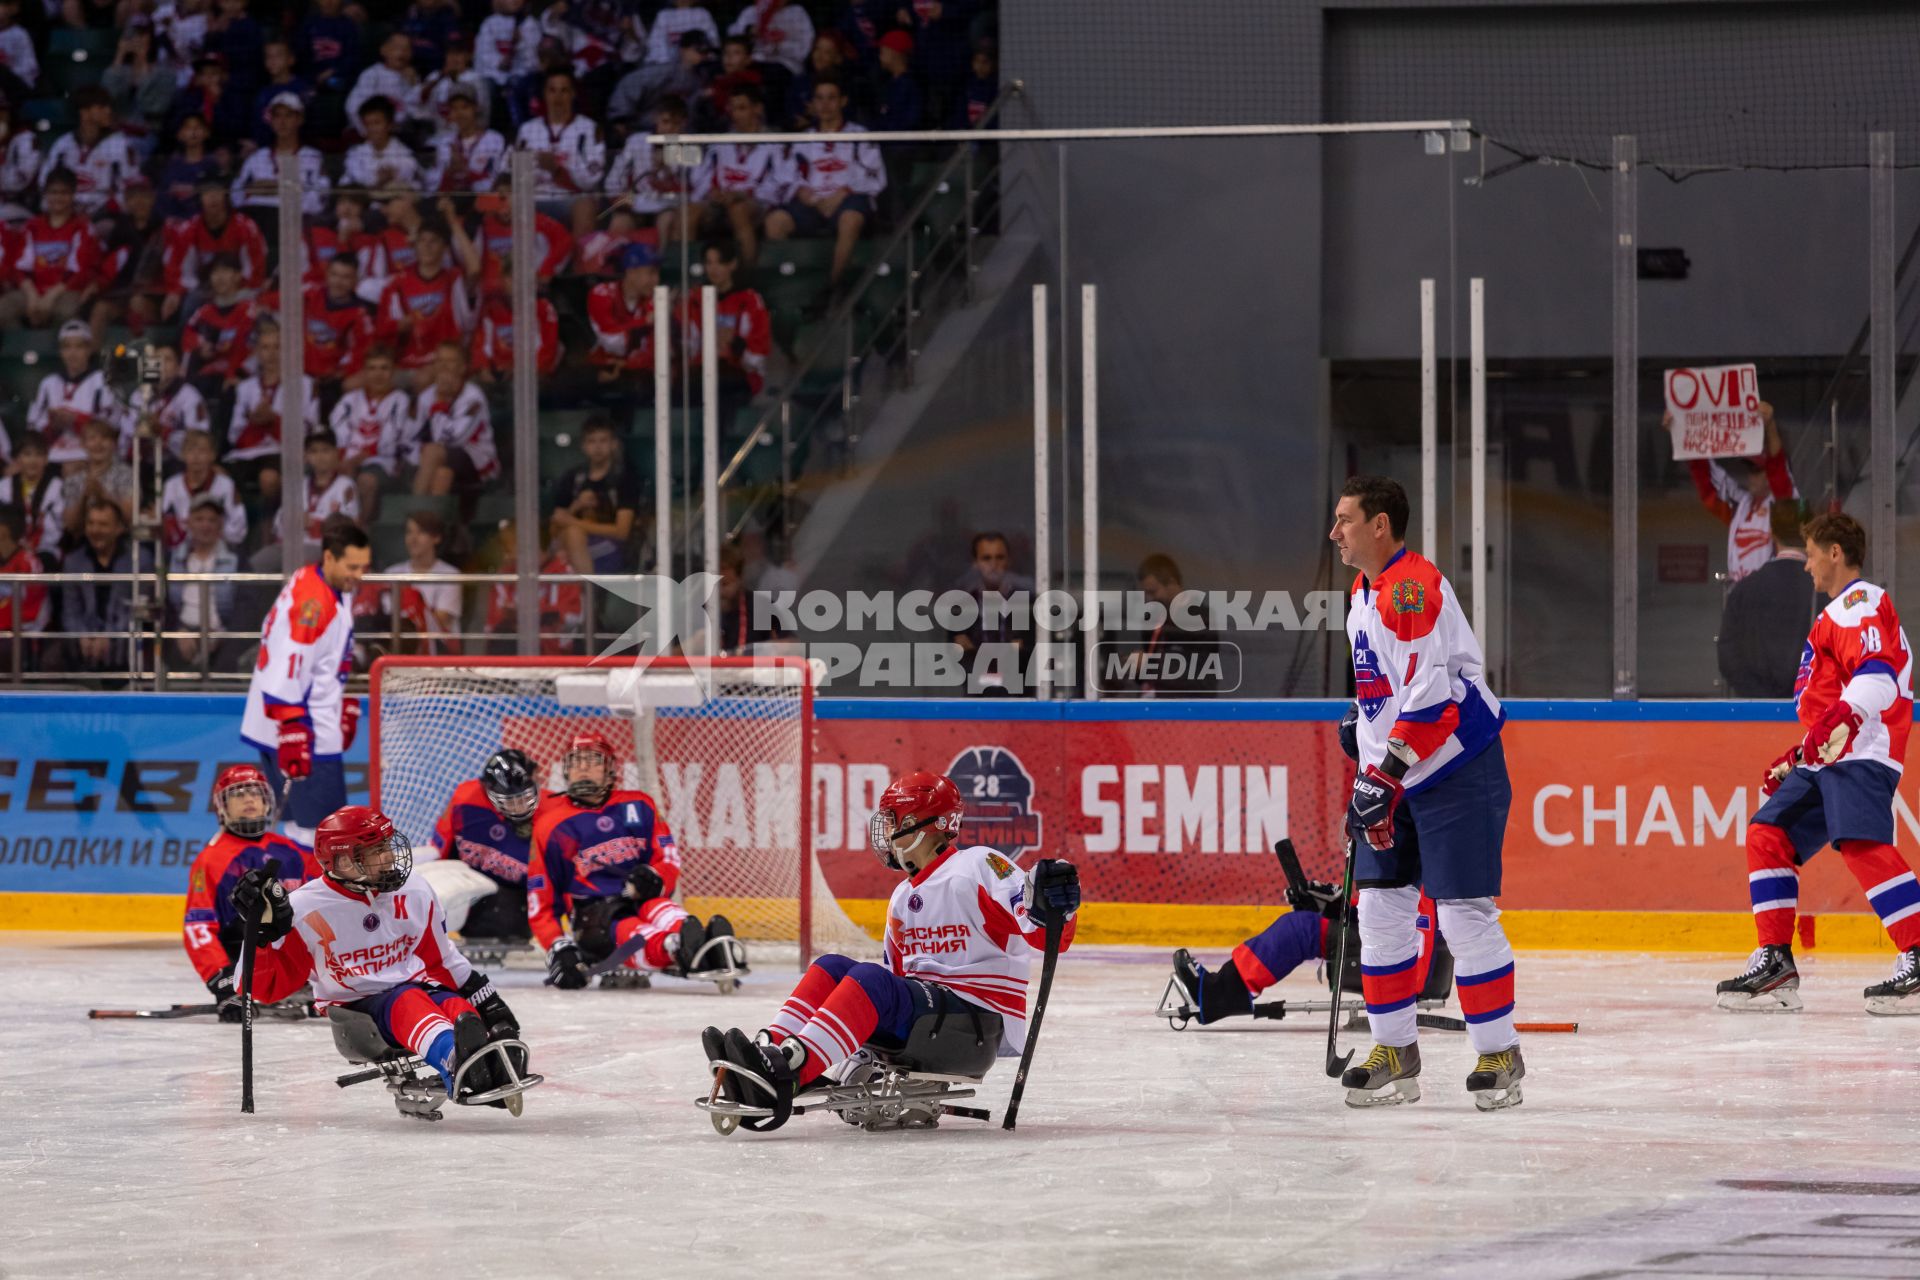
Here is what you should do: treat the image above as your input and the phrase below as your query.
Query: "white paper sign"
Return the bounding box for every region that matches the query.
[1665,363,1763,460]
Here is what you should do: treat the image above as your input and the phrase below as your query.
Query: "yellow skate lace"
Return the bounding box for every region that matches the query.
[1360,1045,1402,1073]
[1473,1050,1514,1075]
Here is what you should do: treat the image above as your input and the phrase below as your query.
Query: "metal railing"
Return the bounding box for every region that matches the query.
[711,83,1023,546]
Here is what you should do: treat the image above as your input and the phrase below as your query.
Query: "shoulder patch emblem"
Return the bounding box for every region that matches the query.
[1390,578,1427,615]
[295,597,323,629]
[1844,588,1869,609]
[984,852,1016,880]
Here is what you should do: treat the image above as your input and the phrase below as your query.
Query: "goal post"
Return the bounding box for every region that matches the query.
[368,654,873,964]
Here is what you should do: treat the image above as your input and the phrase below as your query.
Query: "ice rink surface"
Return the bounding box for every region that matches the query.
[7,937,1920,1280]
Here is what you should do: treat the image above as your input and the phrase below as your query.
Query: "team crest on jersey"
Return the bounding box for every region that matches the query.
[984,852,1016,880]
[595,815,615,832]
[1845,588,1869,608]
[1352,630,1394,721]
[1389,578,1427,615]
[945,747,1043,858]
[296,597,322,628]
[907,892,924,913]
[489,823,507,841]
[361,912,379,932]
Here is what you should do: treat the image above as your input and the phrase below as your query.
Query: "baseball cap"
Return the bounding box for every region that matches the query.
[879,30,913,56]
[447,81,480,104]
[617,242,659,271]
[269,91,306,114]
[58,319,94,344]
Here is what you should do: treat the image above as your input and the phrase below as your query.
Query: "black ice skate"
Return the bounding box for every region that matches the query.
[1165,950,1252,1026]
[1864,946,1920,1016]
[1714,945,1802,1013]
[1340,1042,1421,1108]
[1465,1045,1525,1112]
[705,1026,797,1132]
[672,915,708,978]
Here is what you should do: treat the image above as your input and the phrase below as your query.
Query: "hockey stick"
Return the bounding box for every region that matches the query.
[1002,912,1065,1132]
[239,856,280,1115]
[1323,836,1359,1079]
[89,1003,223,1020]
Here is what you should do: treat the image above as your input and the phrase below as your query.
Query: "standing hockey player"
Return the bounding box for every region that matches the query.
[183,765,321,1019]
[702,770,1080,1131]
[1331,475,1524,1110]
[240,516,371,844]
[1717,512,1918,1014]
[528,731,739,988]
[232,806,533,1107]
[1167,705,1437,1025]
[420,748,543,941]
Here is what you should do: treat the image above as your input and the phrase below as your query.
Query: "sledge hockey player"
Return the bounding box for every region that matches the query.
[701,770,1081,1131]
[1167,705,1437,1025]
[1331,475,1524,1110]
[420,748,543,942]
[182,765,322,1021]
[239,516,372,844]
[1717,511,1920,1015]
[232,805,535,1109]
[528,731,740,988]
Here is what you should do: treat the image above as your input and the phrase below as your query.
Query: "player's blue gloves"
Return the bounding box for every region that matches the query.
[1349,765,1404,852]
[1025,858,1080,929]
[1338,702,1360,762]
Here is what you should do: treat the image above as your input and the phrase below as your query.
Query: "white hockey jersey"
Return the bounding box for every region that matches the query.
[227,373,320,461]
[475,13,540,85]
[147,379,211,459]
[425,127,506,194]
[330,386,414,470]
[28,370,125,464]
[1347,547,1506,795]
[231,146,329,217]
[239,868,473,1010]
[159,469,247,548]
[515,115,605,199]
[414,381,496,479]
[241,563,355,755]
[342,139,422,194]
[882,844,1076,1056]
[39,131,138,214]
[780,124,886,198]
[692,141,787,204]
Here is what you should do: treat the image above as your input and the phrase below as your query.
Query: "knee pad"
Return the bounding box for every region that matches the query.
[811,953,857,981]
[1748,823,1797,869]
[1436,898,1506,956]
[1357,885,1422,959]
[570,897,634,962]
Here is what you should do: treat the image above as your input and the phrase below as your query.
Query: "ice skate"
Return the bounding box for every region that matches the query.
[671,916,708,978]
[1159,950,1252,1027]
[1864,946,1920,1016]
[682,915,749,992]
[449,1010,542,1115]
[1340,1042,1421,1108]
[1714,945,1802,1012]
[1465,1045,1524,1111]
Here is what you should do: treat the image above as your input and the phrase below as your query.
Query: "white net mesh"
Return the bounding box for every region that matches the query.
[370,657,876,960]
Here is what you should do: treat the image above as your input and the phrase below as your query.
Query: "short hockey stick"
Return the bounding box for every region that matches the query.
[240,856,280,1115]
[1323,836,1359,1079]
[88,1004,223,1020]
[1002,912,1065,1131]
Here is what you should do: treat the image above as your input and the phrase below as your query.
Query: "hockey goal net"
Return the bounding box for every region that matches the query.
[369,655,876,962]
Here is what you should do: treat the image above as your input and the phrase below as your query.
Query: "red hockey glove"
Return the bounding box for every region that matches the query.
[1348,765,1405,852]
[1801,702,1864,767]
[339,698,360,752]
[277,718,313,779]
[1762,745,1802,796]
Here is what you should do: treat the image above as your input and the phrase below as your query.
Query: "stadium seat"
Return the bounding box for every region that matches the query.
[21,99,73,135]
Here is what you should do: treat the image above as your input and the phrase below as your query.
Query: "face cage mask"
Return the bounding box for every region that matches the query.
[484,784,540,824]
[331,833,413,894]
[868,810,951,870]
[216,781,275,840]
[565,751,614,807]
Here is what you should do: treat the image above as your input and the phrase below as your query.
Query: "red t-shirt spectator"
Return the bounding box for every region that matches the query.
[378,264,473,371]
[15,212,102,291]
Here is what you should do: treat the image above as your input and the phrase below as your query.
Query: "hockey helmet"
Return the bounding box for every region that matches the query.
[563,730,619,807]
[868,770,964,870]
[481,748,541,823]
[316,805,412,894]
[213,764,276,839]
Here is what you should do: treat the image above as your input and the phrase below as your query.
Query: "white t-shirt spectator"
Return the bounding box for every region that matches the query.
[515,114,605,199]
[645,5,718,63]
[232,145,329,216]
[728,1,813,75]
[385,556,461,644]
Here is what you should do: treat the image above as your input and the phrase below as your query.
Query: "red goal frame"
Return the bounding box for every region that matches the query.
[369,655,821,962]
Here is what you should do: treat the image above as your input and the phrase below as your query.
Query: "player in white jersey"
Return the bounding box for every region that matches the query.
[515,69,605,201]
[1333,475,1525,1111]
[702,770,1080,1131]
[234,806,537,1111]
[240,517,370,842]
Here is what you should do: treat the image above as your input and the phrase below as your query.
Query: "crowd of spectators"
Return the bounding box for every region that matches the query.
[0,0,995,677]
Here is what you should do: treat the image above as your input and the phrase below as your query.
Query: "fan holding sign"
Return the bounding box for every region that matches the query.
[1663,364,1797,584]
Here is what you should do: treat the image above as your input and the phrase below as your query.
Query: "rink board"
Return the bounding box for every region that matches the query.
[0,692,1902,951]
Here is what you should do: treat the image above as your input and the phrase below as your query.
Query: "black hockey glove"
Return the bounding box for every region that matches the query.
[459,970,521,1039]
[230,868,293,943]
[205,965,237,1004]
[1024,858,1081,929]
[1338,701,1360,763]
[546,938,589,989]
[622,861,665,904]
[1285,879,1347,921]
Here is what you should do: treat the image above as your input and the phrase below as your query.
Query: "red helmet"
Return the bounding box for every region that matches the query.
[316,806,412,894]
[564,730,619,807]
[868,770,963,870]
[213,764,275,839]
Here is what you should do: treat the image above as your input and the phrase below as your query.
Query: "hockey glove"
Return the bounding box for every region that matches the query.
[231,868,294,943]
[1349,765,1405,852]
[546,938,589,989]
[458,971,521,1039]
[1337,701,1360,763]
[205,965,237,1004]
[1025,858,1081,929]
[1802,702,1864,767]
[1285,879,1347,921]
[338,698,360,752]
[276,717,313,780]
[622,862,665,904]
[1762,745,1803,796]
